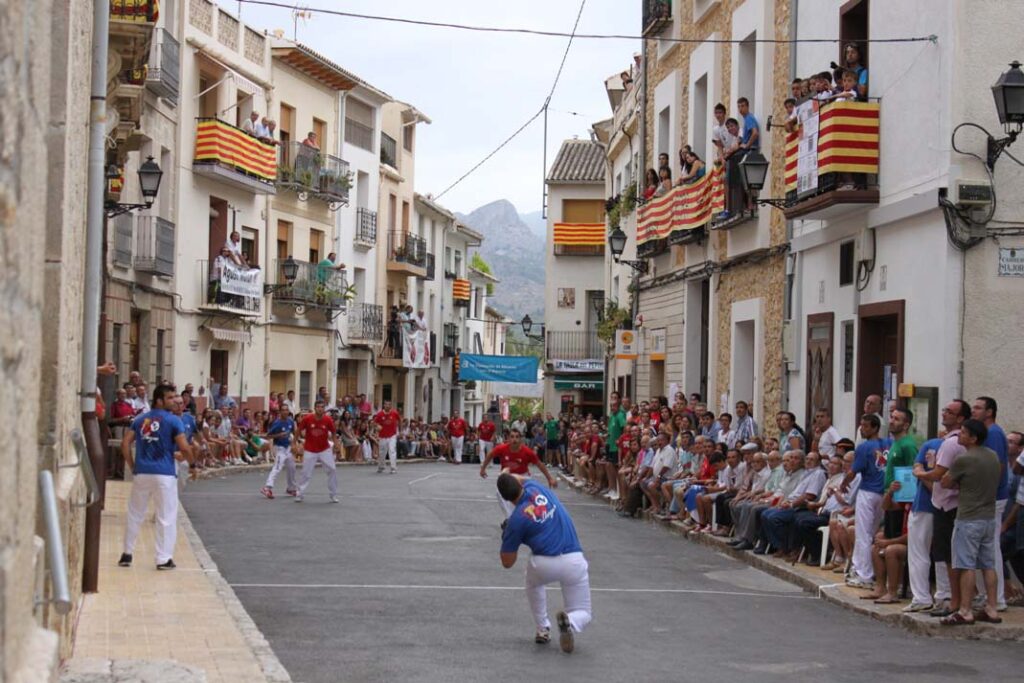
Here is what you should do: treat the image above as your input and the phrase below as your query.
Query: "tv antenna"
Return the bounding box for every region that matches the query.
[292,8,313,40]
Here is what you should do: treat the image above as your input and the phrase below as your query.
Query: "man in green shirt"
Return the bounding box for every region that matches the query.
[317,252,346,285]
[882,406,918,538]
[543,413,561,468]
[603,392,628,500]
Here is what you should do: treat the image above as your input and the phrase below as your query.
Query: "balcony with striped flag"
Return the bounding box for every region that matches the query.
[782,100,880,220]
[552,222,605,256]
[452,278,471,308]
[636,163,725,257]
[192,118,278,194]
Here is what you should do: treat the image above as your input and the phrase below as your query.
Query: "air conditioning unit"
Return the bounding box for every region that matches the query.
[951,178,993,209]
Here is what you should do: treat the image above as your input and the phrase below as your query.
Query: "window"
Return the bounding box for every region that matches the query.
[454,250,462,277]
[445,246,452,272]
[737,31,756,111]
[693,74,708,161]
[839,241,855,286]
[345,99,375,151]
[842,320,855,392]
[279,103,295,147]
[840,0,869,70]
[313,117,326,149]
[561,199,604,223]
[402,201,410,231]
[277,220,292,261]
[658,106,671,157]
[241,227,257,266]
[388,194,397,232]
[381,133,397,167]
[299,371,312,409]
[309,229,324,263]
[210,349,228,391]
[403,124,414,152]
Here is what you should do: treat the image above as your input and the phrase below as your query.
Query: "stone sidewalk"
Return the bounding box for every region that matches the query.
[560,473,1024,641]
[61,480,290,683]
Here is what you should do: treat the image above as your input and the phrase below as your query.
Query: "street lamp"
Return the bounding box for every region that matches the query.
[105,156,164,217]
[738,150,789,209]
[520,314,544,342]
[608,227,648,274]
[983,60,1024,169]
[264,255,300,294]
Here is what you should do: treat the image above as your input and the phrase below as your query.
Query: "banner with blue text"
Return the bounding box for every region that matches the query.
[458,354,538,384]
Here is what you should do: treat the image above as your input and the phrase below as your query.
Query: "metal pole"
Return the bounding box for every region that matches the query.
[39,471,72,615]
[81,0,111,594]
[542,106,549,219]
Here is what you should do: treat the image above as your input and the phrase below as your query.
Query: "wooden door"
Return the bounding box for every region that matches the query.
[806,313,834,429]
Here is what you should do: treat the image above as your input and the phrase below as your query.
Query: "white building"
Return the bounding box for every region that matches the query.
[786,0,1024,438]
[543,139,608,416]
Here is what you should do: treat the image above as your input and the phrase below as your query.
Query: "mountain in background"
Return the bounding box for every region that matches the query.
[456,200,545,324]
[519,210,546,237]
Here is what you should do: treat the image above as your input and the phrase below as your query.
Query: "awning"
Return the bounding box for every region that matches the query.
[205,326,250,343]
[553,374,604,391]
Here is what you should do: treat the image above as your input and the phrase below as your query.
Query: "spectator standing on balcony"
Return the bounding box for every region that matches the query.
[643,168,659,200]
[676,150,705,185]
[317,251,346,286]
[209,246,233,304]
[843,42,869,100]
[302,131,320,150]
[242,110,260,135]
[711,103,732,164]
[720,118,742,219]
[657,152,670,173]
[374,400,402,474]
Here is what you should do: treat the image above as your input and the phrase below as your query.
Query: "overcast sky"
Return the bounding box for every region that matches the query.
[229,0,638,215]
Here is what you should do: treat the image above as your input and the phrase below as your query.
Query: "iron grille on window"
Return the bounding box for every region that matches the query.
[380,133,398,168]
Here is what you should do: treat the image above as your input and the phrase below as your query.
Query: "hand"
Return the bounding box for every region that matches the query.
[548,478,558,488]
[97,362,116,376]
[479,469,488,479]
[889,481,901,493]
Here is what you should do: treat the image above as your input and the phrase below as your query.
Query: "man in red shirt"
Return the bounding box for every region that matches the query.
[295,400,338,503]
[478,414,497,464]
[373,400,402,474]
[480,428,557,517]
[448,414,468,464]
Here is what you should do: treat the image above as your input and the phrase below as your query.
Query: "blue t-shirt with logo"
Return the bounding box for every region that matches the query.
[181,413,197,444]
[267,418,296,447]
[742,113,760,150]
[852,438,885,494]
[985,423,1009,500]
[131,409,184,477]
[911,438,943,514]
[500,481,582,557]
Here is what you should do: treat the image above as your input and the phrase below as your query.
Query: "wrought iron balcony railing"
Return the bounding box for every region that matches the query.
[355,208,377,246]
[387,231,427,268]
[199,259,262,315]
[146,28,180,101]
[347,303,384,342]
[271,259,350,310]
[276,142,350,206]
[545,330,604,361]
[134,215,175,276]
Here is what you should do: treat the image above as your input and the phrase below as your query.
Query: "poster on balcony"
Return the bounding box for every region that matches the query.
[795,99,820,196]
[402,325,430,369]
[615,330,639,360]
[649,328,666,361]
[458,354,538,384]
[220,261,263,298]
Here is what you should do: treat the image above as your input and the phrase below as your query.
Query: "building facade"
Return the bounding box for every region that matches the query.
[543,139,608,417]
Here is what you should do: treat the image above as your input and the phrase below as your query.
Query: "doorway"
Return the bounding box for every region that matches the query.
[210,349,228,395]
[806,313,834,428]
[856,300,904,424]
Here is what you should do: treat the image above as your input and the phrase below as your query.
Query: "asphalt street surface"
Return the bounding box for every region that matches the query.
[183,463,1021,683]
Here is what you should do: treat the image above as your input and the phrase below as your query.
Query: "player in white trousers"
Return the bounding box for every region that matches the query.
[119,385,191,570]
[372,401,402,474]
[497,474,590,653]
[378,434,397,472]
[261,406,297,499]
[295,400,339,503]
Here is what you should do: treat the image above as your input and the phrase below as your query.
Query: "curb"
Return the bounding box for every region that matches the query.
[558,472,1024,641]
[178,506,293,682]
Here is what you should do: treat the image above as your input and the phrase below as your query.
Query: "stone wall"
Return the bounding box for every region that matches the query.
[1,0,94,679]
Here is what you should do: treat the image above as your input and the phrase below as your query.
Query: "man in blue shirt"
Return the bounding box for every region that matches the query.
[972,396,1009,610]
[262,405,298,499]
[119,385,190,570]
[737,97,760,152]
[498,474,591,653]
[905,438,946,612]
[841,413,886,588]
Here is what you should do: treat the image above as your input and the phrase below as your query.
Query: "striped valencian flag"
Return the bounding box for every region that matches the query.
[553,223,605,246]
[637,164,725,244]
[194,119,278,181]
[453,278,471,300]
[817,101,880,175]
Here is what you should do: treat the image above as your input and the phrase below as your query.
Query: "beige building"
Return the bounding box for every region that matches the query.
[635,0,790,421]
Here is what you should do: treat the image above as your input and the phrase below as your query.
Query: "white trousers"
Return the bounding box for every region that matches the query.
[298,448,337,497]
[123,473,178,564]
[480,440,493,460]
[525,552,592,633]
[361,440,373,462]
[852,490,883,581]
[451,436,464,463]
[976,498,1007,605]
[378,435,397,469]
[497,491,516,518]
[907,511,934,604]
[266,445,296,490]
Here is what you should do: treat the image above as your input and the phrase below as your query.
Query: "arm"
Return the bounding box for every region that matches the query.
[500,550,518,569]
[939,470,958,490]
[745,126,760,149]
[479,451,495,478]
[174,433,191,457]
[912,462,935,491]
[121,430,136,471]
[535,461,558,488]
[1001,503,1019,535]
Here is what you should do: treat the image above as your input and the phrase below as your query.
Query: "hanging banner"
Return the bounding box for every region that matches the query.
[552,359,603,373]
[402,325,430,369]
[615,330,639,360]
[649,328,666,361]
[220,261,264,298]
[458,354,538,384]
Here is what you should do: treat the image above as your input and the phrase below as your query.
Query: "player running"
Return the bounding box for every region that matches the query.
[480,428,558,517]
[497,473,592,653]
[261,405,297,499]
[478,414,497,464]
[448,413,468,464]
[295,400,338,503]
[373,400,401,474]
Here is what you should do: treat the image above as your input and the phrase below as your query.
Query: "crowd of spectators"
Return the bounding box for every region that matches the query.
[552,389,1024,626]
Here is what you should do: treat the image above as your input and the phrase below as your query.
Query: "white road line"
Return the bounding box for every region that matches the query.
[407,472,442,487]
[228,583,814,599]
[182,492,606,507]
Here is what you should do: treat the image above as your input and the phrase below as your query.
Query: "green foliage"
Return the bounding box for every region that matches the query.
[508,398,543,422]
[470,252,496,296]
[621,182,638,214]
[607,201,621,230]
[596,300,631,345]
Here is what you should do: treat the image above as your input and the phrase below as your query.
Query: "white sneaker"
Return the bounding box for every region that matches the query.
[294,495,303,503]
[330,495,339,503]
[610,492,620,501]
[376,466,385,474]
[389,467,397,474]
[845,576,875,589]
[602,490,614,499]
[535,628,550,644]
[556,611,574,654]
[901,601,933,613]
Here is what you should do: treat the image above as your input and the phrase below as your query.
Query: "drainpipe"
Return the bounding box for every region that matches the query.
[81,0,111,594]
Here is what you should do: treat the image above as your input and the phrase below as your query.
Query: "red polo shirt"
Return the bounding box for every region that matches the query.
[299,414,335,452]
[491,443,539,475]
[448,417,467,438]
[478,421,496,442]
[373,409,401,438]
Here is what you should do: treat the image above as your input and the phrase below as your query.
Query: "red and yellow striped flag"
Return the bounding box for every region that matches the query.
[553,223,605,246]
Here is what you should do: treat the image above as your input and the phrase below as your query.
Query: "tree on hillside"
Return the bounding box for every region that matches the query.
[469,252,495,295]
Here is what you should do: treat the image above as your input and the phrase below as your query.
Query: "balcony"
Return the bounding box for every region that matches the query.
[198,259,262,317]
[782,100,880,221]
[443,323,459,358]
[425,252,436,280]
[270,260,351,311]
[377,339,403,368]
[545,330,603,363]
[192,118,277,194]
[380,133,398,169]
[642,0,672,38]
[453,278,471,308]
[276,142,351,208]
[134,215,175,277]
[354,208,377,250]
[386,231,427,277]
[146,28,179,102]
[637,238,667,258]
[347,303,384,343]
[553,223,605,256]
[637,164,723,250]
